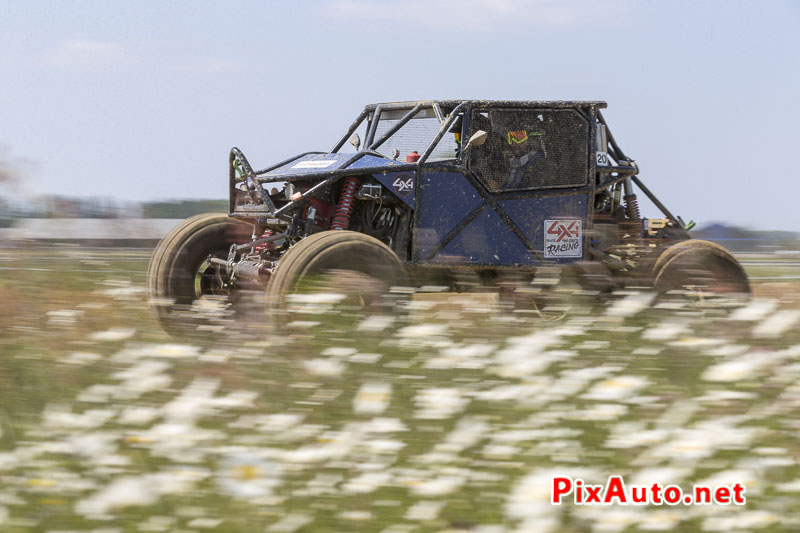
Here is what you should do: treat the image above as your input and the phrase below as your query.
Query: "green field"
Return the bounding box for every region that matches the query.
[2,246,800,532]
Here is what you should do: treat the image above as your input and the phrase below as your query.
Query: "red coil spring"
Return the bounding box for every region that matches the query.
[254,228,274,254]
[330,177,360,230]
[624,194,641,221]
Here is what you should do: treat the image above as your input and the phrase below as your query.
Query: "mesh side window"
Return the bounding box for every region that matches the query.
[468,109,588,192]
[373,109,458,161]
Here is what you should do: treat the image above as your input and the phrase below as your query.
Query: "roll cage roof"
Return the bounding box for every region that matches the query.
[329,100,608,155]
[362,100,607,111]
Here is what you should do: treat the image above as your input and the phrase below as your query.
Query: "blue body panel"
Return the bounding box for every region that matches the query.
[374,171,416,208]
[415,170,589,265]
[263,153,404,178]
[498,195,588,263]
[263,153,352,177]
[258,153,590,267]
[346,155,403,169]
[434,206,536,264]
[417,172,483,259]
[262,153,415,206]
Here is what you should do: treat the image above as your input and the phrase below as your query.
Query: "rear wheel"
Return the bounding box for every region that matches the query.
[652,240,750,298]
[266,231,409,322]
[147,213,252,338]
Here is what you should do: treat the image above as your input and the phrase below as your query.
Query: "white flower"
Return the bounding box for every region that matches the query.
[406,501,443,521]
[647,424,760,462]
[47,309,84,326]
[728,299,778,321]
[111,360,173,398]
[581,376,650,401]
[667,337,726,348]
[254,413,304,432]
[358,417,407,433]
[89,327,136,341]
[282,430,356,463]
[303,358,345,377]
[697,390,757,403]
[567,403,628,421]
[414,388,468,419]
[409,475,465,496]
[149,343,202,358]
[354,382,392,414]
[397,324,448,338]
[265,512,313,532]
[117,406,160,426]
[216,451,282,499]
[580,507,642,533]
[41,405,116,431]
[342,471,392,493]
[365,438,405,454]
[605,428,668,449]
[338,510,372,521]
[635,510,682,531]
[60,351,101,365]
[436,417,490,453]
[357,315,395,332]
[605,292,656,317]
[349,352,382,363]
[701,353,774,382]
[775,479,800,492]
[753,309,800,338]
[426,342,496,370]
[76,476,159,518]
[482,444,519,458]
[321,347,358,357]
[188,518,223,529]
[491,329,577,378]
[701,511,778,531]
[697,468,759,493]
[162,378,220,423]
[506,467,600,532]
[628,467,691,486]
[642,321,691,340]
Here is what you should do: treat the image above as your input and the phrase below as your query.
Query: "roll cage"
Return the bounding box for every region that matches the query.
[228,99,681,231]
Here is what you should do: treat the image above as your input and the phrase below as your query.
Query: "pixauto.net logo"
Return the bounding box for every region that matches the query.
[551,476,746,506]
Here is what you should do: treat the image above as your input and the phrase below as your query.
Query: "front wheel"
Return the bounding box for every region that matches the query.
[266,230,409,322]
[147,213,252,338]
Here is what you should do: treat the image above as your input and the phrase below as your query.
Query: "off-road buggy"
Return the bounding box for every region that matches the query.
[148,100,749,335]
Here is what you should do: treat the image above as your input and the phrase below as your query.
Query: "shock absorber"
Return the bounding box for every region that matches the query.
[624,194,641,221]
[330,177,360,230]
[622,178,639,220]
[622,177,644,235]
[254,227,274,254]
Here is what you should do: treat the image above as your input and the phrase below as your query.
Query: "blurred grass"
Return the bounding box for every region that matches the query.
[1,246,800,531]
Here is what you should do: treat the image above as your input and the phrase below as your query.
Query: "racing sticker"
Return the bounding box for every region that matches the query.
[292,160,336,169]
[391,173,414,196]
[544,219,582,258]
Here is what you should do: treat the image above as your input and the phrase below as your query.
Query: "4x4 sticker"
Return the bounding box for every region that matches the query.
[392,173,414,196]
[544,219,582,258]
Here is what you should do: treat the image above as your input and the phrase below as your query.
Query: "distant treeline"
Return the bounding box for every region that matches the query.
[141,200,228,218]
[0,196,229,220]
[692,223,800,252]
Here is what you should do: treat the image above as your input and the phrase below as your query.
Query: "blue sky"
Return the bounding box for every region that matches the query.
[1,0,798,229]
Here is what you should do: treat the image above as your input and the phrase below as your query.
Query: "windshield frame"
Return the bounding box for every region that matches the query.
[329,101,467,165]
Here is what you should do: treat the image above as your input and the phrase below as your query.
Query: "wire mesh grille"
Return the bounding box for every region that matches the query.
[467,108,588,192]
